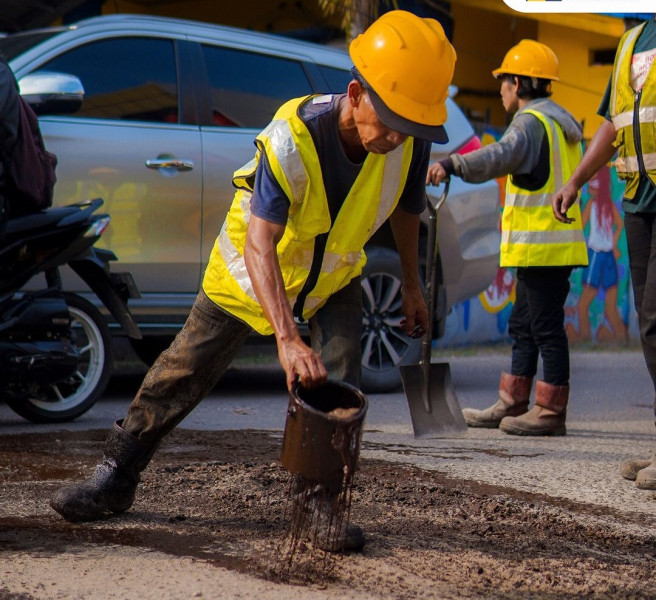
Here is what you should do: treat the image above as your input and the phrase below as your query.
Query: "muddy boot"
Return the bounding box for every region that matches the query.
[461,372,532,428]
[500,380,568,436]
[315,523,366,553]
[50,420,155,523]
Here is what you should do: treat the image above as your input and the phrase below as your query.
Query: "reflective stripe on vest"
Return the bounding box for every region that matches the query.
[501,108,588,268]
[609,22,656,199]
[202,95,414,335]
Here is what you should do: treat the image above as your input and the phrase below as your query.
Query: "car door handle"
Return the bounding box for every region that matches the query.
[145,158,194,171]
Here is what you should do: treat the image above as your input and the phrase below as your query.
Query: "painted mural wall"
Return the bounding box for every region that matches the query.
[436,155,637,350]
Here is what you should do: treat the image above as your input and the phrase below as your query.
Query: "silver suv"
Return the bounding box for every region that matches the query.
[5,14,500,392]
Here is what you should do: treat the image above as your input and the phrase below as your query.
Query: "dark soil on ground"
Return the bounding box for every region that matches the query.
[1,429,655,599]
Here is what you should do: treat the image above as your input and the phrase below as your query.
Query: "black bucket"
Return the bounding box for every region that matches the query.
[280,380,368,493]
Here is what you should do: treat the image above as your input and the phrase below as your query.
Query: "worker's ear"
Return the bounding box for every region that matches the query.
[347,80,364,107]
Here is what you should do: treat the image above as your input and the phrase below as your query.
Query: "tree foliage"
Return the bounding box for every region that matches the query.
[318,0,399,41]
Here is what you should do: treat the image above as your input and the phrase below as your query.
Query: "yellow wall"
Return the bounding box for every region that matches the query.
[538,22,617,138]
[449,1,622,140]
[105,0,329,33]
[449,2,537,131]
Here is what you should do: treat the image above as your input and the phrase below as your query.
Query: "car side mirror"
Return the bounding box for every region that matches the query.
[18,71,85,116]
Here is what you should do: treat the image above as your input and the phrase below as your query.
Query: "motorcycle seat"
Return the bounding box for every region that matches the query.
[4,199,104,240]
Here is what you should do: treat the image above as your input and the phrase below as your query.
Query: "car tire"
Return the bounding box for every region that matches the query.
[6,293,113,423]
[360,247,422,393]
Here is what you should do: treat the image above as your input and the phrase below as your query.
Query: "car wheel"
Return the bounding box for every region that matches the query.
[360,247,422,393]
[6,293,113,423]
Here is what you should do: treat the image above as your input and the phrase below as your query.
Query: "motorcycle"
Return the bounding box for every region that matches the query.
[0,198,141,423]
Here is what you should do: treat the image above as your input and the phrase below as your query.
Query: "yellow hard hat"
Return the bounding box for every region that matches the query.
[492,39,559,81]
[349,10,456,142]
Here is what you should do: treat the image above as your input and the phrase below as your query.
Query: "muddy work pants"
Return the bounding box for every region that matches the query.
[122,280,363,446]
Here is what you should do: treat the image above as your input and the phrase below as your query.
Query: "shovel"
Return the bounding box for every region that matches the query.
[400,179,468,438]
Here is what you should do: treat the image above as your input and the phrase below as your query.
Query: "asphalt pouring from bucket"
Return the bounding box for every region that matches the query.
[279,380,368,562]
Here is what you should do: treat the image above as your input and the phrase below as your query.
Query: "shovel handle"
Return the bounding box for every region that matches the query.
[421,178,449,367]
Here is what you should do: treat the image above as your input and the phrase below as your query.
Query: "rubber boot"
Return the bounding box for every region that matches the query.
[461,372,532,428]
[50,420,156,523]
[315,523,366,553]
[500,380,568,436]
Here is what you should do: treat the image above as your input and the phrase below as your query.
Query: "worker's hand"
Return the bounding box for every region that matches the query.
[399,283,429,339]
[552,182,579,224]
[277,336,327,392]
[426,162,447,186]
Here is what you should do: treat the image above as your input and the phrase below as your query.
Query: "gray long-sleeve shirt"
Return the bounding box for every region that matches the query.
[445,98,583,187]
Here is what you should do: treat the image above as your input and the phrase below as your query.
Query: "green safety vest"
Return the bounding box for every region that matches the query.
[202,94,414,335]
[501,108,588,267]
[610,22,656,199]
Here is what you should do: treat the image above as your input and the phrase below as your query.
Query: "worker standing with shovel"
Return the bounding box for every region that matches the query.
[427,40,588,436]
[50,10,457,552]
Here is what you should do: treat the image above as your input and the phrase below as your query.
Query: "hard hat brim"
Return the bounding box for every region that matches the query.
[492,67,559,81]
[366,82,449,144]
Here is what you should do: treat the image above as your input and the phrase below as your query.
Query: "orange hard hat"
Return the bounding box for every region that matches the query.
[492,39,559,81]
[349,10,456,142]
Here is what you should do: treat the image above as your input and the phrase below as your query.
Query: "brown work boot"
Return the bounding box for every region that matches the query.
[635,463,656,490]
[462,372,532,428]
[624,446,656,489]
[500,380,568,436]
[620,456,653,481]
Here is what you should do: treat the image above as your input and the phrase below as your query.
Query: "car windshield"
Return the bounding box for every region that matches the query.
[0,31,61,61]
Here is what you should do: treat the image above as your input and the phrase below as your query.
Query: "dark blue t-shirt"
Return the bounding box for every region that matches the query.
[250,94,430,225]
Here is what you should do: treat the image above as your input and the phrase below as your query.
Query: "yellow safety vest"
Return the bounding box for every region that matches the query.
[202,95,414,335]
[501,108,588,267]
[610,22,656,199]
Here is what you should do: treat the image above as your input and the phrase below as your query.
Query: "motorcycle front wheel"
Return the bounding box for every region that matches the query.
[6,293,113,423]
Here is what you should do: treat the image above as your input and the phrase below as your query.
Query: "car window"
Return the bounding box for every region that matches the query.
[39,37,178,123]
[201,44,313,128]
[317,65,353,93]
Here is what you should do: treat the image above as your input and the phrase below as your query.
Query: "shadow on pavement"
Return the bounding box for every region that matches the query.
[106,365,288,396]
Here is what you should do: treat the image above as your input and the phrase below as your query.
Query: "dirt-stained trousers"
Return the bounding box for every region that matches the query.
[121,278,363,447]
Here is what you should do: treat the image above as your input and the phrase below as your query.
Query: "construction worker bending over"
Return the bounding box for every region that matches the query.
[427,40,587,436]
[49,11,457,551]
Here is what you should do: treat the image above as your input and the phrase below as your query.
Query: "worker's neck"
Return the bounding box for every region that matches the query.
[338,96,368,164]
[518,98,531,110]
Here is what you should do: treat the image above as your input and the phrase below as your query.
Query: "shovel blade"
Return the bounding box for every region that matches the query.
[400,362,468,438]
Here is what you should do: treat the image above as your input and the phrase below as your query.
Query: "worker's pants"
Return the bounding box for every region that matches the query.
[508,266,572,387]
[122,279,363,446]
[624,212,656,419]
